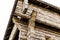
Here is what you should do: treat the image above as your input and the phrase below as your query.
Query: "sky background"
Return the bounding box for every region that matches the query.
[0,0,60,40]
[43,0,60,7]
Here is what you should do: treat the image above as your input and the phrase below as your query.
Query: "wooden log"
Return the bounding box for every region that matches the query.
[14,1,60,29]
[11,17,60,40]
[12,17,27,40]
[14,12,60,29]
[27,11,37,40]
[9,17,21,40]
[8,25,18,40]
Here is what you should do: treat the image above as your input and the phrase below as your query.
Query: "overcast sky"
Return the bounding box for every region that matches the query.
[0,0,15,40]
[43,0,60,7]
[0,0,60,40]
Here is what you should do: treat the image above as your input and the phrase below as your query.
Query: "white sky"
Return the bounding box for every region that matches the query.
[43,0,60,7]
[0,0,60,40]
[0,0,15,40]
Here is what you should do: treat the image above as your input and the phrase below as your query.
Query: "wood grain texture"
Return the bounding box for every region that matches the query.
[15,1,60,29]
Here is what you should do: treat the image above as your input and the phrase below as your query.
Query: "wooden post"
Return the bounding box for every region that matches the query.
[27,11,37,40]
[9,17,21,40]
[8,24,18,40]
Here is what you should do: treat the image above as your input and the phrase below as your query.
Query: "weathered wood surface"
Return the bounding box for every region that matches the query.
[11,17,60,40]
[15,1,60,29]
[27,11,37,40]
[11,17,28,40]
[5,0,60,40]
[8,25,18,40]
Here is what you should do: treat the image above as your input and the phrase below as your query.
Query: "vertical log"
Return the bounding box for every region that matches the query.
[9,17,21,40]
[18,27,21,40]
[18,23,27,40]
[27,11,37,40]
[8,25,18,40]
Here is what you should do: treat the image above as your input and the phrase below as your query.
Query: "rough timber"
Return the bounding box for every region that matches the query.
[4,0,60,40]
